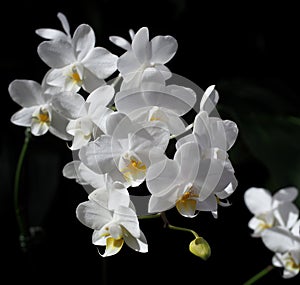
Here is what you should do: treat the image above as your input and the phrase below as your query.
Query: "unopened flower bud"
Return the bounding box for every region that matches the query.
[189,237,211,260]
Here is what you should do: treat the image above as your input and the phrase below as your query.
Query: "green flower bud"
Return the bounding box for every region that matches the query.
[189,237,211,260]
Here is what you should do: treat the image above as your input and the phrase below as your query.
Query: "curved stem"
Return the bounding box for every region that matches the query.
[160,212,199,238]
[14,128,31,248]
[138,213,161,220]
[243,265,274,285]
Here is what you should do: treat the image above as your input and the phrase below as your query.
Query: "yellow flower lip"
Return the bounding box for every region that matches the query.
[175,187,199,217]
[70,66,83,85]
[32,108,51,124]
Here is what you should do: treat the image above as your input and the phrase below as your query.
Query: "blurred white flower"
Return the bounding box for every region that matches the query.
[244,187,299,237]
[261,220,300,278]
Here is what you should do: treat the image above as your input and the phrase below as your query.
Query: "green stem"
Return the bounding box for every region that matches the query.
[243,265,274,285]
[138,213,161,220]
[14,128,31,248]
[168,224,199,238]
[160,212,199,238]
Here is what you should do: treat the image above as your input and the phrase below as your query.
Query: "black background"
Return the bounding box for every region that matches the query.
[1,1,300,284]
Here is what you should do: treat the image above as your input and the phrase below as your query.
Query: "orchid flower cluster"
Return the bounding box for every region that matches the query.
[9,12,239,258]
[244,187,300,279]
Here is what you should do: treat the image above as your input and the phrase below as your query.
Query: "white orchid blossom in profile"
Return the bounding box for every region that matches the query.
[9,79,71,139]
[110,27,178,90]
[176,85,238,160]
[76,185,147,257]
[244,187,299,237]
[146,141,237,218]
[261,220,300,278]
[79,112,170,187]
[37,12,118,93]
[51,85,114,150]
[115,72,197,135]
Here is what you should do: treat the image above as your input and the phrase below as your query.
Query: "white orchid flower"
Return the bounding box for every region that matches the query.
[146,141,237,218]
[261,220,300,278]
[37,13,118,93]
[9,79,71,140]
[76,186,147,257]
[79,112,169,187]
[52,85,114,150]
[115,74,196,135]
[111,27,178,90]
[176,85,238,159]
[244,187,299,237]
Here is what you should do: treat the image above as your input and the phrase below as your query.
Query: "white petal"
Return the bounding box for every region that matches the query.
[274,203,299,229]
[37,40,75,68]
[273,187,299,203]
[223,120,239,150]
[122,228,139,251]
[11,107,37,126]
[146,157,180,197]
[244,187,272,215]
[195,159,229,202]
[129,123,169,154]
[87,85,115,109]
[199,85,219,114]
[151,35,178,64]
[113,206,140,238]
[72,24,95,61]
[57,12,70,36]
[83,47,118,79]
[62,160,81,179]
[261,227,295,253]
[155,64,172,80]
[9,80,44,107]
[78,163,106,189]
[109,36,131,50]
[81,67,106,93]
[35,28,68,40]
[92,229,106,246]
[108,182,130,210]
[31,120,50,136]
[148,194,175,213]
[291,220,300,237]
[105,112,135,138]
[132,27,151,63]
[174,141,201,183]
[136,231,148,252]
[69,131,90,150]
[117,50,141,82]
[51,92,86,119]
[76,200,112,230]
[49,109,72,140]
[79,136,123,174]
